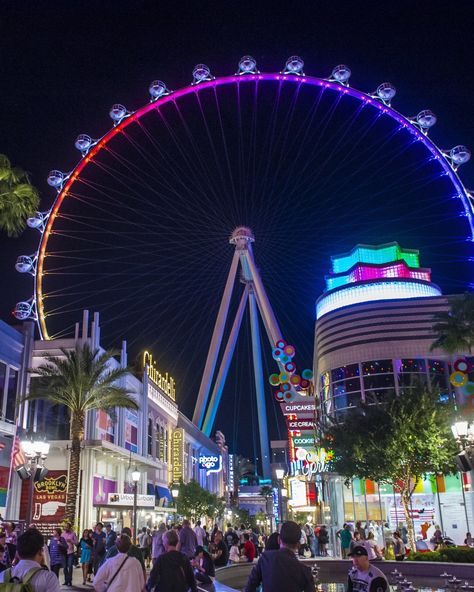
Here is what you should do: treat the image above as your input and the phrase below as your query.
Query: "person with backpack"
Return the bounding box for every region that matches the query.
[48,528,67,578]
[93,534,144,592]
[147,529,197,592]
[137,528,152,568]
[0,528,60,592]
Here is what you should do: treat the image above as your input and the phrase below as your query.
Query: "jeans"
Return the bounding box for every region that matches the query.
[310,537,319,557]
[64,554,74,585]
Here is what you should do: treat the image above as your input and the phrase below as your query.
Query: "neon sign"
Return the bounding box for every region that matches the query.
[143,351,176,401]
[198,454,222,475]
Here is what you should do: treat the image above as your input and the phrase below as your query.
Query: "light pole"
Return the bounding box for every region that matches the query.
[20,434,50,526]
[131,469,140,543]
[275,468,285,525]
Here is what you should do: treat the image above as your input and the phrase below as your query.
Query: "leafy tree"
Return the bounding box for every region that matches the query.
[175,480,224,521]
[431,293,474,354]
[323,382,457,551]
[25,343,138,522]
[0,155,39,237]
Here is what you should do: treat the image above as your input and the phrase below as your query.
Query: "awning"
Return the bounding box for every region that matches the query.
[156,486,173,505]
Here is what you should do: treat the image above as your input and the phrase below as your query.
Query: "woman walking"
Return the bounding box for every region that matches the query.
[49,528,67,578]
[79,529,94,584]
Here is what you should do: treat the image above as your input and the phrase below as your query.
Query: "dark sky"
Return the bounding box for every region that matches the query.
[1,1,474,467]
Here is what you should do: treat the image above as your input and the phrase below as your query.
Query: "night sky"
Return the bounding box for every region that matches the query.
[1,2,474,468]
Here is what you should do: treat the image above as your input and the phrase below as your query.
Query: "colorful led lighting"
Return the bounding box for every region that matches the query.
[316,279,442,319]
[326,260,431,291]
[330,242,420,274]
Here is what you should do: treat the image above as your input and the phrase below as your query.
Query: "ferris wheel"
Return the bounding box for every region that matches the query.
[13,56,474,416]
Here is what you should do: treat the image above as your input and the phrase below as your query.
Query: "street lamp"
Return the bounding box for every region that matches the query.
[275,468,285,524]
[451,420,473,448]
[171,486,179,498]
[20,433,50,526]
[131,468,140,543]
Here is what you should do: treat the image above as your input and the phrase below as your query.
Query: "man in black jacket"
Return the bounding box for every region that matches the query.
[147,529,197,592]
[244,521,314,592]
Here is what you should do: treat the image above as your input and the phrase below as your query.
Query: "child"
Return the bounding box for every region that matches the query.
[229,540,241,564]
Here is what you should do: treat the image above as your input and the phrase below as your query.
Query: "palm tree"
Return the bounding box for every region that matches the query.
[24,343,139,522]
[0,154,40,237]
[431,293,474,354]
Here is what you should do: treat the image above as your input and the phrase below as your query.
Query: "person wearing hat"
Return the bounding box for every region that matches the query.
[244,521,313,592]
[347,545,388,592]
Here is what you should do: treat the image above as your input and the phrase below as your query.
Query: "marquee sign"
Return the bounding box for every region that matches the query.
[108,493,155,507]
[198,454,222,475]
[171,428,185,483]
[143,351,176,401]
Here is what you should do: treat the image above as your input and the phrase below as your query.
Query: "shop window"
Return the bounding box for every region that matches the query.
[398,373,428,388]
[27,377,70,440]
[362,359,393,375]
[363,374,395,390]
[155,423,161,460]
[331,364,359,382]
[334,392,361,410]
[428,359,447,374]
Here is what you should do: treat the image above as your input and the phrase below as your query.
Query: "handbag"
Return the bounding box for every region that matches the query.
[106,555,128,590]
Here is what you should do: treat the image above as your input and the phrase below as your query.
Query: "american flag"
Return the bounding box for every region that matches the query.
[11,433,26,470]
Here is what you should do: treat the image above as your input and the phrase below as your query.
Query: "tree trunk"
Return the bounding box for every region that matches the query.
[65,412,84,523]
[400,487,416,552]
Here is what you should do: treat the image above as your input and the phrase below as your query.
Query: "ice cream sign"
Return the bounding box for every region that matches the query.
[198,454,222,475]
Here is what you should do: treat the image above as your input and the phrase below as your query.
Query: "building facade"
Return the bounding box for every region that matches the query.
[313,243,473,547]
[3,311,227,534]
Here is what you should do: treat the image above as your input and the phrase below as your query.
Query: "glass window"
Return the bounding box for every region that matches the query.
[398,372,428,388]
[365,389,395,405]
[28,377,70,439]
[333,377,361,395]
[331,364,359,382]
[363,374,395,390]
[0,363,6,415]
[362,360,393,375]
[7,367,18,421]
[396,359,426,373]
[155,423,161,460]
[334,392,361,409]
[148,418,153,456]
[428,359,447,374]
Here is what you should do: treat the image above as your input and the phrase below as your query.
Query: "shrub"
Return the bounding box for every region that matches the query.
[407,548,474,563]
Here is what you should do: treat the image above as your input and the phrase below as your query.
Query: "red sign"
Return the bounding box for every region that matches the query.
[21,470,67,537]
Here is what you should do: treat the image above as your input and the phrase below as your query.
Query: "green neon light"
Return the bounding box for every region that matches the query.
[331,242,420,274]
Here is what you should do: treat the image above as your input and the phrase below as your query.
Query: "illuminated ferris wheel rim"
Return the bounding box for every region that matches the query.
[14,57,474,338]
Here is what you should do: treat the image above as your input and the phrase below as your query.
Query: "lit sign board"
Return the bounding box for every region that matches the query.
[108,493,155,507]
[289,478,307,507]
[198,454,222,475]
[287,419,315,430]
[289,448,334,480]
[171,428,185,483]
[143,351,176,401]
[229,454,234,491]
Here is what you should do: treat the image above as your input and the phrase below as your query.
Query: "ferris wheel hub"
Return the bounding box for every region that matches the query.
[230,226,255,248]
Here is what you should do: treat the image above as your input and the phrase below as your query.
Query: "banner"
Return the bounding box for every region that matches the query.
[124,410,139,453]
[171,428,184,483]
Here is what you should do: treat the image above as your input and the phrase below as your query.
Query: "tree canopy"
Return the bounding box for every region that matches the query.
[0,154,39,237]
[431,293,474,354]
[175,480,225,521]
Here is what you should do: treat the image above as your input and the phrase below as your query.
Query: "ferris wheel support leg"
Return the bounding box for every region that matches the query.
[202,286,249,437]
[192,249,240,428]
[249,289,272,481]
[243,247,283,345]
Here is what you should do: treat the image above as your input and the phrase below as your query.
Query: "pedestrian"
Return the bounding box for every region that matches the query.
[106,527,145,578]
[339,523,353,559]
[177,519,197,559]
[48,527,67,578]
[210,531,229,567]
[0,544,7,573]
[151,523,166,566]
[191,545,215,585]
[210,524,218,544]
[93,534,144,592]
[202,525,209,549]
[298,523,307,556]
[464,532,473,546]
[393,531,406,561]
[62,521,78,586]
[137,527,152,568]
[79,528,94,585]
[194,520,206,547]
[264,532,279,551]
[347,545,388,592]
[363,531,383,560]
[318,525,329,557]
[26,525,50,570]
[105,523,117,551]
[147,529,197,592]
[398,523,408,545]
[349,531,362,554]
[229,539,241,563]
[355,521,366,540]
[0,528,60,592]
[224,523,237,549]
[92,523,106,575]
[244,521,313,592]
[4,522,17,565]
[241,533,256,563]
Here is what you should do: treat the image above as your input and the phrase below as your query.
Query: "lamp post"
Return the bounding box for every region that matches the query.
[131,469,140,543]
[275,468,285,525]
[451,420,474,450]
[20,434,50,526]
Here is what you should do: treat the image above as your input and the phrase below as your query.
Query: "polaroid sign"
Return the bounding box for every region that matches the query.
[198,454,222,475]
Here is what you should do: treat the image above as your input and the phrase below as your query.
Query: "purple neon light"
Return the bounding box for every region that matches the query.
[36,72,474,339]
